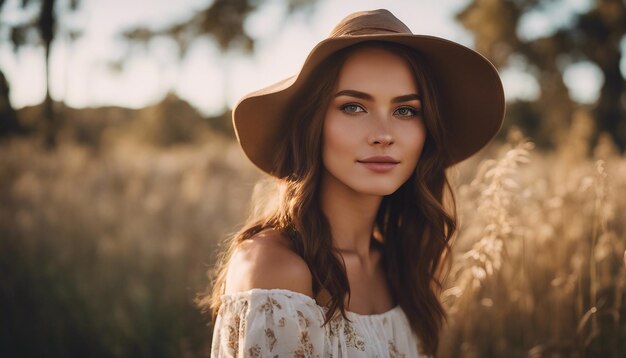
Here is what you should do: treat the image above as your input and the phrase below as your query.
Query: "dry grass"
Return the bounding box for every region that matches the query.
[0,108,624,357]
[0,133,260,357]
[441,112,626,357]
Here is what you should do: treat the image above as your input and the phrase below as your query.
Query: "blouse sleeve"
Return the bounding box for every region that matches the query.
[210,288,328,358]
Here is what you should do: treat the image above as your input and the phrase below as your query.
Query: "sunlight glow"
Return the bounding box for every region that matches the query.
[0,0,605,116]
[563,61,604,104]
[517,0,593,42]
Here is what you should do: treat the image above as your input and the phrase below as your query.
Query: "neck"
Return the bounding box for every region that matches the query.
[319,171,383,263]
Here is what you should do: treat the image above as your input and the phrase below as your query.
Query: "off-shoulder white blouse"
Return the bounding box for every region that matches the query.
[210,288,423,357]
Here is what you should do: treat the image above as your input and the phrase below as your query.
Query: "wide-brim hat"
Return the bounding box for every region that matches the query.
[233,9,505,177]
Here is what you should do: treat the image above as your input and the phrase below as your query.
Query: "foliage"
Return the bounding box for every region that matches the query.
[13,93,230,150]
[121,0,317,57]
[0,70,26,138]
[0,0,82,148]
[457,0,626,150]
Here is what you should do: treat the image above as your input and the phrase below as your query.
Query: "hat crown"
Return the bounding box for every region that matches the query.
[329,9,412,37]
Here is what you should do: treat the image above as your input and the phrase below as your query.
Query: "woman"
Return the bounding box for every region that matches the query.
[199,9,505,357]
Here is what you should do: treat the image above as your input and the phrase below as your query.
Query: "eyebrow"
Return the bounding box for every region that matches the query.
[334,90,421,103]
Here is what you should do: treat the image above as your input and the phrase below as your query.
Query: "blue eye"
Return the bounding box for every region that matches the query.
[341,104,365,113]
[394,106,421,117]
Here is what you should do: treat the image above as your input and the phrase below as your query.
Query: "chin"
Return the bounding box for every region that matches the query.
[351,181,404,197]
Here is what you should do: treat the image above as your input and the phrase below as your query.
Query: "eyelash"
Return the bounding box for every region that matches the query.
[339,103,422,117]
[340,103,365,113]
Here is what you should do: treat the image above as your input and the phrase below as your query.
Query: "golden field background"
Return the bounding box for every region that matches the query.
[1,0,625,356]
[1,102,624,357]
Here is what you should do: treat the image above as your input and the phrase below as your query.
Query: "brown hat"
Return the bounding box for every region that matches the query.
[233,9,505,177]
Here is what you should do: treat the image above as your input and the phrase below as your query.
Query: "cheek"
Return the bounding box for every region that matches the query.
[322,115,354,160]
[402,121,428,162]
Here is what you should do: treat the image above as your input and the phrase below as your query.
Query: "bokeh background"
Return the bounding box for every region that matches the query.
[0,0,625,357]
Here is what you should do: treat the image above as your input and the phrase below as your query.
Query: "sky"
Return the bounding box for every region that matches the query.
[0,0,617,117]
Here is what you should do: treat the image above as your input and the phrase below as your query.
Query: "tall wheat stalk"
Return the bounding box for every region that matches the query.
[440,120,625,357]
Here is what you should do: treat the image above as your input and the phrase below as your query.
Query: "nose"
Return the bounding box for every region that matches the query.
[368,115,394,146]
[369,132,394,145]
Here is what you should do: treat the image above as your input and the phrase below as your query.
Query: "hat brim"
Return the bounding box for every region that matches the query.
[233,34,505,176]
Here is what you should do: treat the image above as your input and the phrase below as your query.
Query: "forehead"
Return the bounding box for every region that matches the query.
[335,46,419,94]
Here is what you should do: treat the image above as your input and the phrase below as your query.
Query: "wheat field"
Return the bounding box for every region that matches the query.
[0,111,624,357]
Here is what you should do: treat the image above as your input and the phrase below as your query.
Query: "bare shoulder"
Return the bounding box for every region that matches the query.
[224,228,313,297]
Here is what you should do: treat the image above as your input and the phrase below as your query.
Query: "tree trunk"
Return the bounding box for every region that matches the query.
[40,0,56,150]
[0,69,24,138]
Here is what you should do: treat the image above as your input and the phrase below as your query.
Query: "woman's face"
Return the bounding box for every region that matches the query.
[321,46,427,197]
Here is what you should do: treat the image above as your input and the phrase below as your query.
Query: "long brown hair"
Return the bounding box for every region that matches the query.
[197,41,457,355]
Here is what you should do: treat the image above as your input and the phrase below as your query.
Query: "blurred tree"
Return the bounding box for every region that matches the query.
[457,0,626,151]
[121,0,316,130]
[123,0,316,56]
[0,70,26,138]
[0,0,81,149]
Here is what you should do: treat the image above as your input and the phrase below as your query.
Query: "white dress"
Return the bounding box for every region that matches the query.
[210,288,424,357]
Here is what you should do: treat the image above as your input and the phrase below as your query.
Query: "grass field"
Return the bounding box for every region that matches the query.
[1,117,624,357]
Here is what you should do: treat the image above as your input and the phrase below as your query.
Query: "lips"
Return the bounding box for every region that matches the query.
[357,156,400,173]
